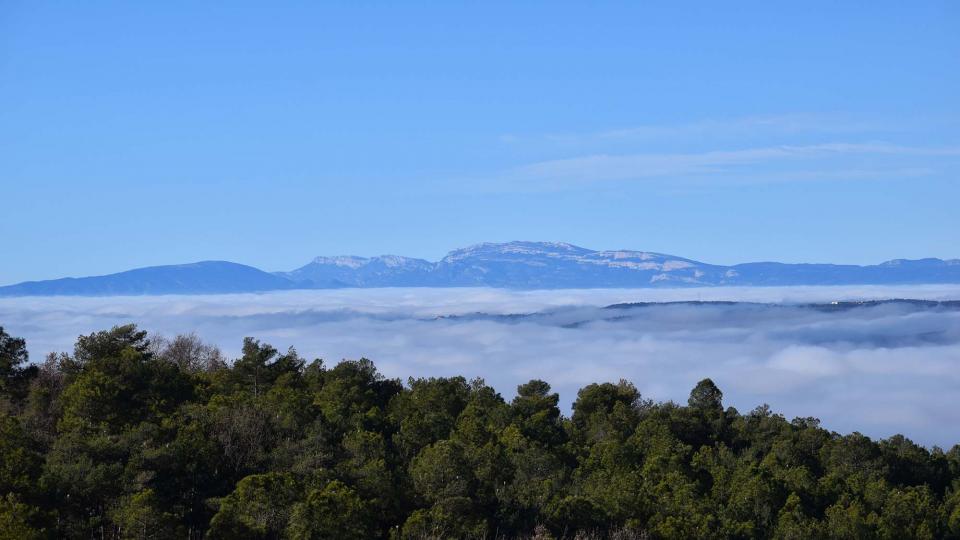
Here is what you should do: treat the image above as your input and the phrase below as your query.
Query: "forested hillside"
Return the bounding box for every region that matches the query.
[1,325,959,539]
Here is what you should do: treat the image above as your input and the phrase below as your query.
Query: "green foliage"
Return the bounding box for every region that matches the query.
[410,439,474,503]
[512,379,566,447]
[207,472,300,539]
[390,376,471,459]
[2,325,959,538]
[111,489,182,540]
[400,495,488,539]
[73,324,151,365]
[0,326,37,405]
[0,493,44,540]
[688,377,724,413]
[312,358,401,434]
[286,480,370,540]
[0,413,42,495]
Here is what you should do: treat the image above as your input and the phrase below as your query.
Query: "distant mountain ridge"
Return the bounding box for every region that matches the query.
[0,261,296,297]
[2,241,959,296]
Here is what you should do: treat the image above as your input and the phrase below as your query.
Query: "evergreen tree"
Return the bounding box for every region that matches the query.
[0,326,957,538]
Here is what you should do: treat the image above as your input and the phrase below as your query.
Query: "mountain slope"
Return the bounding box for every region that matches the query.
[2,242,959,296]
[0,261,296,296]
[433,241,728,287]
[276,242,960,289]
[277,255,437,287]
[725,257,960,286]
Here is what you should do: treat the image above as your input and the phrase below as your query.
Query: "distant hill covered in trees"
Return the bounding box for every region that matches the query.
[1,325,959,539]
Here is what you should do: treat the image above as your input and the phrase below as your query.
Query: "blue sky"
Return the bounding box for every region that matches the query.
[2,1,958,284]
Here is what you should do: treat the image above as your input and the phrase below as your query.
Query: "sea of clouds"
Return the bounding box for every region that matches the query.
[3,285,959,448]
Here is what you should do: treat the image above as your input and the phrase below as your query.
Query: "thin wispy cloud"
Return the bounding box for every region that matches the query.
[500,114,889,146]
[493,142,960,188]
[489,112,960,192]
[3,285,960,447]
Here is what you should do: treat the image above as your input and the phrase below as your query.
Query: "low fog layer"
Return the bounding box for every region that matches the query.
[3,285,959,447]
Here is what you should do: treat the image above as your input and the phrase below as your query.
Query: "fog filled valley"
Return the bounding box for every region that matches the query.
[3,286,960,537]
[3,286,960,538]
[4,285,959,447]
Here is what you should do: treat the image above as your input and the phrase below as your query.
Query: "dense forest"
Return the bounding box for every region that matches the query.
[1,324,959,539]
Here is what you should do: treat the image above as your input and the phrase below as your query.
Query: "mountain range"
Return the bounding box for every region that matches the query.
[2,241,959,296]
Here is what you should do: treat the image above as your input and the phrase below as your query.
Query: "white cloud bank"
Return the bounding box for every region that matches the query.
[3,285,960,448]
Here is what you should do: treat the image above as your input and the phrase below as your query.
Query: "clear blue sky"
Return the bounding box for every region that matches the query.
[2,1,958,284]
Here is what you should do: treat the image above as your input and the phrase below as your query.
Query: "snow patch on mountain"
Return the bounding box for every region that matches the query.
[5,241,959,296]
[310,256,369,268]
